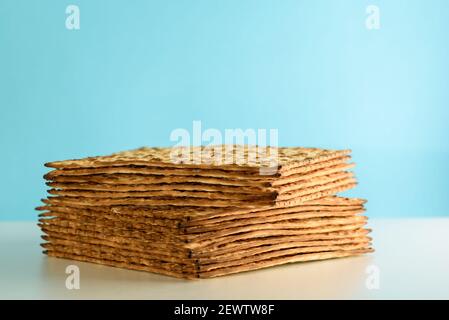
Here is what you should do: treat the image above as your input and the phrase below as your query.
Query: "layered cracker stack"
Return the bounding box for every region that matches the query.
[37,146,373,279]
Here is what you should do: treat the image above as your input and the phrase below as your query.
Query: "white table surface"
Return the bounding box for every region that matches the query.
[1,218,448,299]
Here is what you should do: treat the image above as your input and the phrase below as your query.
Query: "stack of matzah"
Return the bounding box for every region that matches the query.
[37,146,373,279]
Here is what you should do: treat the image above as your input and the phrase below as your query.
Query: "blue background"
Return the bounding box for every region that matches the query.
[1,0,448,220]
